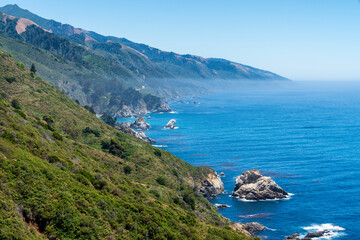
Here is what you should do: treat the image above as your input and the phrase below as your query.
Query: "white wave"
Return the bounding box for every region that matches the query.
[163,127,179,130]
[303,223,345,232]
[152,145,168,148]
[302,223,346,240]
[266,227,277,231]
[234,193,294,202]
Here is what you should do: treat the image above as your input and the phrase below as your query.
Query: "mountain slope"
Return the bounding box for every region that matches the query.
[0,4,287,83]
[0,53,255,239]
[0,14,173,117]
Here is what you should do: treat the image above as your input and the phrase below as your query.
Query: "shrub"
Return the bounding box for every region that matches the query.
[48,155,61,163]
[154,148,162,157]
[183,193,196,210]
[14,109,27,119]
[149,189,160,198]
[16,62,25,69]
[52,132,63,141]
[43,115,54,124]
[172,169,179,177]
[123,165,132,174]
[156,177,166,186]
[5,77,16,83]
[11,99,21,110]
[82,127,100,137]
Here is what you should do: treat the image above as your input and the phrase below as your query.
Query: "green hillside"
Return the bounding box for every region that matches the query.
[0,53,254,239]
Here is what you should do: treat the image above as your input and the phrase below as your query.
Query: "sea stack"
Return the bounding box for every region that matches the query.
[232,169,288,200]
[165,119,178,129]
[130,117,150,130]
[198,171,224,199]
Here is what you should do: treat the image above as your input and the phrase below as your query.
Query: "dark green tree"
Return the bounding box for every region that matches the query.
[30,64,37,74]
[101,112,117,127]
[11,99,21,110]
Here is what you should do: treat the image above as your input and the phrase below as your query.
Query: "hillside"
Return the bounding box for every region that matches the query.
[0,53,256,239]
[0,4,287,83]
[0,14,173,117]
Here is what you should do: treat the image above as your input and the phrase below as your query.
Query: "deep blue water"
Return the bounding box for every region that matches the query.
[119,82,360,239]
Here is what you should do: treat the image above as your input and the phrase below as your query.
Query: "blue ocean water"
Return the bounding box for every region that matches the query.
[120,82,360,239]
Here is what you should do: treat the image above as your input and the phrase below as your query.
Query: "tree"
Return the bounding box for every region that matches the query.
[11,99,21,110]
[101,112,117,127]
[30,64,37,74]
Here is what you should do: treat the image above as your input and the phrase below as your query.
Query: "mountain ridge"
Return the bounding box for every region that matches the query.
[0,4,287,82]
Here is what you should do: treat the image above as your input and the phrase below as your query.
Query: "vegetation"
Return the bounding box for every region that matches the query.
[0,54,255,239]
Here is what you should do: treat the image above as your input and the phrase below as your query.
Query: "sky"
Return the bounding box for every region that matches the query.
[1,0,360,81]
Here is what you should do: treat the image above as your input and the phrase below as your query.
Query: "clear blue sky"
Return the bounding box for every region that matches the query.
[1,0,360,80]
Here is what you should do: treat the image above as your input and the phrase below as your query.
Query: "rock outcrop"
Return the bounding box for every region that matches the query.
[165,119,177,129]
[243,222,266,234]
[285,231,331,240]
[232,169,288,200]
[230,223,251,237]
[115,123,155,144]
[198,171,224,199]
[130,117,150,130]
[216,204,230,209]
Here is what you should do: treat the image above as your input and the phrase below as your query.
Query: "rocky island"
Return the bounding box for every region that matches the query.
[165,119,178,129]
[232,169,288,201]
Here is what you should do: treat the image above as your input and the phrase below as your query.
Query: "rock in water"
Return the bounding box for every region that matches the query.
[198,171,224,199]
[130,117,150,130]
[303,231,330,240]
[232,169,288,200]
[165,119,178,129]
[216,204,230,209]
[285,233,301,240]
[115,124,155,144]
[243,222,266,234]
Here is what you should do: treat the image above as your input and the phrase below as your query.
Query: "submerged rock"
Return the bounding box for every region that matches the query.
[198,171,224,199]
[130,117,150,130]
[219,172,225,177]
[243,222,266,234]
[165,119,178,129]
[232,169,288,200]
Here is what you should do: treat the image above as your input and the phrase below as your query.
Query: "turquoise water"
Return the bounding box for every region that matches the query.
[119,82,360,239]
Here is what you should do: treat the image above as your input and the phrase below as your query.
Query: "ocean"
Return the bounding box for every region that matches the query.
[119,82,360,239]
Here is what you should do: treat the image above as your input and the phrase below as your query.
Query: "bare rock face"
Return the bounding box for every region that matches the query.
[115,124,155,144]
[198,171,224,199]
[130,117,150,130]
[232,169,288,200]
[243,222,266,234]
[165,119,178,129]
[230,223,251,237]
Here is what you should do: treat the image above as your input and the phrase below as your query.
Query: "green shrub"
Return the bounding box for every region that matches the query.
[183,193,196,210]
[123,165,132,174]
[48,155,61,163]
[154,148,162,157]
[149,189,160,198]
[43,115,54,124]
[16,62,25,69]
[172,169,179,177]
[14,109,27,119]
[156,177,166,186]
[5,77,16,83]
[11,99,21,110]
[82,127,100,137]
[52,132,63,141]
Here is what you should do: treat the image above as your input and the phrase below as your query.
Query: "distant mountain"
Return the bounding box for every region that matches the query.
[0,4,287,82]
[0,4,287,117]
